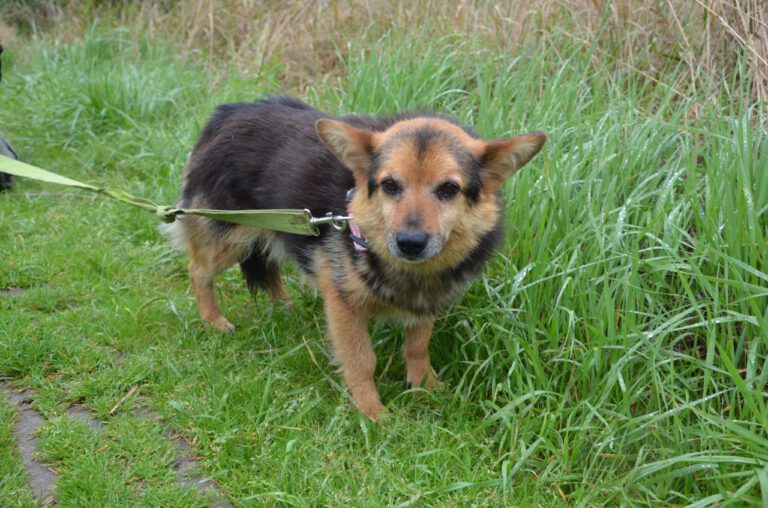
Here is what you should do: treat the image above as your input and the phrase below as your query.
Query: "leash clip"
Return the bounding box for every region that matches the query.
[156,206,181,223]
[308,211,351,232]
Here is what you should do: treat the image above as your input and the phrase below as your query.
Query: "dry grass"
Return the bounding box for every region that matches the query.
[1,0,766,106]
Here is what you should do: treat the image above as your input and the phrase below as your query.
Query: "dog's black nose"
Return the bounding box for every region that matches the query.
[396,231,429,257]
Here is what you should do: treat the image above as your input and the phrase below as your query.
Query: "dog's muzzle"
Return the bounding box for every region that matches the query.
[388,231,444,262]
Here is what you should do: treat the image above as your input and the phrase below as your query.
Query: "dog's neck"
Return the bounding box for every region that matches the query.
[346,222,503,317]
[345,188,370,253]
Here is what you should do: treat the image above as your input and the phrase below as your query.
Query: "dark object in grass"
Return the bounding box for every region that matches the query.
[0,136,15,191]
[0,43,16,192]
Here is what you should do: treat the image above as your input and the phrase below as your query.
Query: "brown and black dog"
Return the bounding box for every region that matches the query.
[165,96,545,419]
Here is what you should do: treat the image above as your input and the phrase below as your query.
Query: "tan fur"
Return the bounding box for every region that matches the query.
[371,118,486,155]
[480,133,547,192]
[312,245,440,418]
[404,319,438,389]
[315,120,373,188]
[172,196,289,331]
[348,122,503,275]
[314,251,385,418]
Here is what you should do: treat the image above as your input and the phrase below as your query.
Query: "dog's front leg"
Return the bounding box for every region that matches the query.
[404,318,439,389]
[321,286,384,419]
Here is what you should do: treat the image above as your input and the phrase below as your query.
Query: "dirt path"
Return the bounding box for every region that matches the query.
[132,402,232,507]
[1,383,232,507]
[0,383,58,506]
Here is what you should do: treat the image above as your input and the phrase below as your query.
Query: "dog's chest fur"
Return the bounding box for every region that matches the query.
[309,224,501,319]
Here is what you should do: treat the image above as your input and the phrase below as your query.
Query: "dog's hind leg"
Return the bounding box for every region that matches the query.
[188,257,236,333]
[187,235,249,333]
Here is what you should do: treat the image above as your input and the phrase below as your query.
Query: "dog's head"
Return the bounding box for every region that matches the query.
[317,116,545,272]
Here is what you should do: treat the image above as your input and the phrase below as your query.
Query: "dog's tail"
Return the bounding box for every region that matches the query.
[239,236,286,297]
[239,250,273,295]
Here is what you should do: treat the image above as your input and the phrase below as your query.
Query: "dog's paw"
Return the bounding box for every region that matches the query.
[406,367,442,391]
[276,298,294,313]
[427,377,447,393]
[207,316,236,334]
[351,389,386,421]
[361,401,387,421]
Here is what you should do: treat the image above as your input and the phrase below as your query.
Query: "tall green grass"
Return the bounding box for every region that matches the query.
[0,23,766,506]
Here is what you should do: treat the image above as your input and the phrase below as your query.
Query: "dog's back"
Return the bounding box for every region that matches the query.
[181,96,350,215]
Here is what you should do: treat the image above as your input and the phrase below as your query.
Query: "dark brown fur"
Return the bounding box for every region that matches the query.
[165,95,545,418]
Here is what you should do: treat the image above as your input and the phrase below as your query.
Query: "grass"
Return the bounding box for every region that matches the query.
[37,413,207,506]
[1,6,767,507]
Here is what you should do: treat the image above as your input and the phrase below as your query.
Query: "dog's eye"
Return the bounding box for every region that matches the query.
[435,181,460,200]
[381,178,402,195]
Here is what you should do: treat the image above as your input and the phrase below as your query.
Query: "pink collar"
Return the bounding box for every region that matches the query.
[346,189,370,253]
[347,208,370,253]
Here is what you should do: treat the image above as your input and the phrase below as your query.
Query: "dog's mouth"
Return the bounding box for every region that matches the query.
[386,231,445,263]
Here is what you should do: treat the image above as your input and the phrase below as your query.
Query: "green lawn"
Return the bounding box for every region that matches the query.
[1,15,767,507]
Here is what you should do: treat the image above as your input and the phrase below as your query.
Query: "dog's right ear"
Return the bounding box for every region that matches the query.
[316,119,374,177]
[479,132,546,192]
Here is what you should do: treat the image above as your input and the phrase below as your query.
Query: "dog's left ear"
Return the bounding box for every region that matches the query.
[316,119,374,177]
[480,132,546,191]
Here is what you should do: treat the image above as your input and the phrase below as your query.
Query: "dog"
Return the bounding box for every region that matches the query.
[165,95,545,419]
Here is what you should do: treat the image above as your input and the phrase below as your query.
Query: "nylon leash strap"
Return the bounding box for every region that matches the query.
[0,155,348,237]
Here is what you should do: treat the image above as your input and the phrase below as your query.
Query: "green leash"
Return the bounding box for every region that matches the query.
[0,155,349,236]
